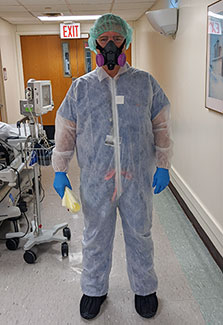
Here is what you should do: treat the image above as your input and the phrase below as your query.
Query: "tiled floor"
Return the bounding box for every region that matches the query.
[0,157,222,325]
[153,191,223,325]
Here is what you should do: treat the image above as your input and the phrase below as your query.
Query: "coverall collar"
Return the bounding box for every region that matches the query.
[97,63,129,82]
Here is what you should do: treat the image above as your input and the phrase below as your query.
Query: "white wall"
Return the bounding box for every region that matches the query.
[0,18,21,123]
[135,0,223,256]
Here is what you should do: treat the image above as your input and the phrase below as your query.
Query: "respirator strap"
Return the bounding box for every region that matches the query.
[96,41,104,52]
[118,39,126,52]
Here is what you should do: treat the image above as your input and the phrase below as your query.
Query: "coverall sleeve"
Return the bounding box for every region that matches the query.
[150,76,173,169]
[52,81,78,172]
[152,105,173,169]
[52,114,76,173]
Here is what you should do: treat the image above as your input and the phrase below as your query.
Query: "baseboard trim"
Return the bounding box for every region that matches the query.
[168,181,223,272]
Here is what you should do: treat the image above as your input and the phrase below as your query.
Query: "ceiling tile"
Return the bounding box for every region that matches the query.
[19,0,66,5]
[112,8,146,20]
[0,12,34,18]
[0,6,27,12]
[115,0,154,3]
[66,9,109,15]
[67,0,112,3]
[68,4,111,10]
[0,0,157,24]
[113,3,152,10]
[32,11,72,17]
[7,18,41,24]
[21,5,70,11]
[0,0,18,4]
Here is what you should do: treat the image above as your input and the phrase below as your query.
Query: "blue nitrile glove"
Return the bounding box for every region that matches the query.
[53,172,72,199]
[152,167,170,194]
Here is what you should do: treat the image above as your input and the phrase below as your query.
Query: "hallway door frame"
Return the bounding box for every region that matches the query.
[0,50,8,122]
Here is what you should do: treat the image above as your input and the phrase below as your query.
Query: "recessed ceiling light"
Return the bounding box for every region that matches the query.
[208,11,223,19]
[38,15,101,21]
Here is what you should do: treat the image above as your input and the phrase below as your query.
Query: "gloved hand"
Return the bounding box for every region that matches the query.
[152,167,170,194]
[53,172,72,199]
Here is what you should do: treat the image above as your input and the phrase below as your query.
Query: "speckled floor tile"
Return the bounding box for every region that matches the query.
[154,189,223,324]
[0,157,218,324]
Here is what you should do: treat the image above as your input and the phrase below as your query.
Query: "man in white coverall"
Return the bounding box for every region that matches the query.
[52,13,173,320]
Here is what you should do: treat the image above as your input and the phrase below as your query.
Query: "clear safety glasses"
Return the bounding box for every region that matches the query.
[97,35,125,47]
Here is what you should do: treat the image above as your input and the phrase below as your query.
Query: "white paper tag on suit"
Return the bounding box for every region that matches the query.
[116,96,124,104]
[105,135,122,147]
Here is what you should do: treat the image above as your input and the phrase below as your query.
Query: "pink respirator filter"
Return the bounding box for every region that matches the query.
[117,53,126,67]
[96,53,126,67]
[96,54,105,67]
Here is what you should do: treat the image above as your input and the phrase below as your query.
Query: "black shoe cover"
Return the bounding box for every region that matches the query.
[80,294,107,320]
[135,292,158,318]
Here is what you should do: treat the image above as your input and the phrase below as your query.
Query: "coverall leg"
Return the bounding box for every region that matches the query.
[80,190,117,297]
[118,182,158,296]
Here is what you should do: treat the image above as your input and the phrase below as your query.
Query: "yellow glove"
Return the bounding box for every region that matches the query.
[62,187,81,213]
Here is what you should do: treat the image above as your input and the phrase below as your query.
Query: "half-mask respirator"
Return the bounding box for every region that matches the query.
[96,39,126,70]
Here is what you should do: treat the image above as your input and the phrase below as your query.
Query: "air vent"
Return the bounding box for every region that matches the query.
[43,12,63,17]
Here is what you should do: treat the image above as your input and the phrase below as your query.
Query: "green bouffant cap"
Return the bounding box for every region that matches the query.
[88,13,133,53]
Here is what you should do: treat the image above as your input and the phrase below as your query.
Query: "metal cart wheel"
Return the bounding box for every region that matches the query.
[63,227,71,240]
[23,250,37,264]
[6,238,20,250]
[61,242,69,257]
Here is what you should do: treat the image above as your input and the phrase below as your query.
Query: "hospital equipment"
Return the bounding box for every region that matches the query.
[0,172,33,249]
[1,79,71,263]
[0,125,34,249]
[0,126,29,186]
[20,79,54,117]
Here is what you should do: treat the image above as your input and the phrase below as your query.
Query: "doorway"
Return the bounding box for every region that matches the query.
[20,35,131,137]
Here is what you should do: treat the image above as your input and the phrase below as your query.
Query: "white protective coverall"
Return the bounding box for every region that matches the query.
[52,63,173,297]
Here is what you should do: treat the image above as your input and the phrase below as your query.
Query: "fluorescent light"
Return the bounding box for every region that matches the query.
[38,15,101,21]
[208,11,223,20]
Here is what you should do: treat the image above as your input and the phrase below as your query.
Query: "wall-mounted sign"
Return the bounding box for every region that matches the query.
[206,0,223,114]
[60,23,81,39]
[208,20,222,35]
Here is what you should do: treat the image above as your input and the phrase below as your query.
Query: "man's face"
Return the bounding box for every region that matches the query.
[97,31,125,49]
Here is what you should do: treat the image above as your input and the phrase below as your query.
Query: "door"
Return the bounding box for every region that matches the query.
[21,35,88,127]
[20,35,131,128]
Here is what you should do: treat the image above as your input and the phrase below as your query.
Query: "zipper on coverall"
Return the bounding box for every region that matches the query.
[110,77,122,199]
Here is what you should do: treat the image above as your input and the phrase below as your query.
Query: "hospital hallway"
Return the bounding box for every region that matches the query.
[0,0,223,324]
[0,155,222,325]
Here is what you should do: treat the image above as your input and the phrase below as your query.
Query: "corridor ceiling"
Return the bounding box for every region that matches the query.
[0,0,156,24]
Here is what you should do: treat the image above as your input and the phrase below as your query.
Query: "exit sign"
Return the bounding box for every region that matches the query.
[60,23,81,39]
[208,20,222,35]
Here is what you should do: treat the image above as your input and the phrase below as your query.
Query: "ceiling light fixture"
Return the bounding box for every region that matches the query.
[38,15,101,21]
[208,11,223,19]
